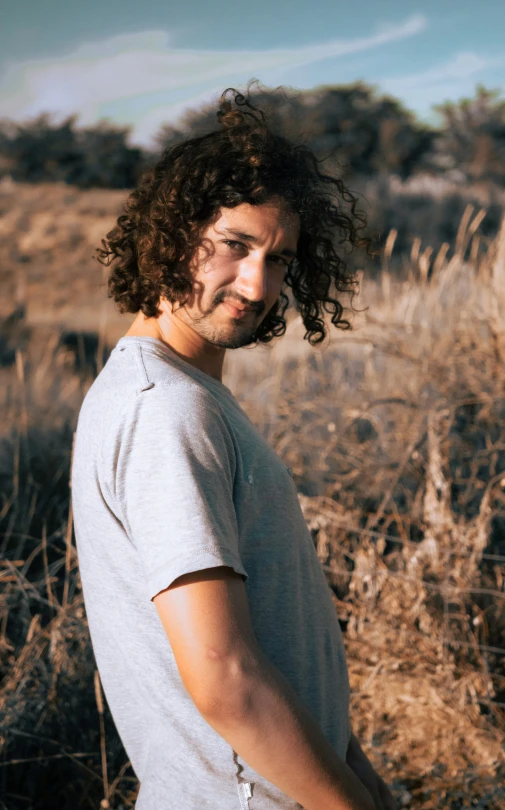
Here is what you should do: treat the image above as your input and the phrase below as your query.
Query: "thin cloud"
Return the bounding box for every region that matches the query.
[380,50,505,93]
[0,14,427,143]
[377,50,505,120]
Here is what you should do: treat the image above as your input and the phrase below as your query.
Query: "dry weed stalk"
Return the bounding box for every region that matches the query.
[291,211,505,805]
[1,186,505,808]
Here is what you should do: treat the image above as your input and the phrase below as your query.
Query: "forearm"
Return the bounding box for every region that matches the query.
[199,650,374,810]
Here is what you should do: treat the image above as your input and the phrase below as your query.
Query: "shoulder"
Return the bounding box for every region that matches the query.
[99,380,238,494]
[136,380,225,428]
[102,380,233,460]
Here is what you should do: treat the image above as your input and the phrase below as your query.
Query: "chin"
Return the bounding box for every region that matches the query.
[192,312,260,349]
[211,333,257,349]
[207,323,258,349]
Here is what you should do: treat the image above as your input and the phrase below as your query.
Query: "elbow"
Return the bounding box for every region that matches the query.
[192,655,260,721]
[193,683,252,722]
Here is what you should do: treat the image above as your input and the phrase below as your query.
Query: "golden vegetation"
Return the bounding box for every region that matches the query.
[1,181,505,808]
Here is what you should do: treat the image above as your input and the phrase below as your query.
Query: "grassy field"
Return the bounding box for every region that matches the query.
[1,178,505,809]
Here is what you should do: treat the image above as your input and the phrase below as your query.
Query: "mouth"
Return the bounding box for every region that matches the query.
[222,301,256,319]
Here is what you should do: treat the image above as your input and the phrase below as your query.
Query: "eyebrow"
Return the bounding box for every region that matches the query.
[223,228,297,258]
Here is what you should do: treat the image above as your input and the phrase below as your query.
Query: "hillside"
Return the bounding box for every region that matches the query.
[1,180,505,809]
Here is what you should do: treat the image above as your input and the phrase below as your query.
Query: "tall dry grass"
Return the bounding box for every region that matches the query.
[1,187,505,809]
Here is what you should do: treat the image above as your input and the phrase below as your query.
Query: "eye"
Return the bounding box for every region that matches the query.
[223,239,245,252]
[223,240,291,268]
[268,255,290,268]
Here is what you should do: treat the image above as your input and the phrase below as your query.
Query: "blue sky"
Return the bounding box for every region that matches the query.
[1,0,504,149]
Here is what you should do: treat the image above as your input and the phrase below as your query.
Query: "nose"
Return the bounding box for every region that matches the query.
[234,255,268,303]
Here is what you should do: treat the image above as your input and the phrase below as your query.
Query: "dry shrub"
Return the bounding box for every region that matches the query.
[1,189,505,808]
[225,206,505,807]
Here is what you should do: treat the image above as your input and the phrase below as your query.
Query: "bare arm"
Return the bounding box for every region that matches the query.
[153,566,375,810]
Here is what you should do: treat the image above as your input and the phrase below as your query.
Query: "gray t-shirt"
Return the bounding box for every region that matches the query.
[71,335,351,810]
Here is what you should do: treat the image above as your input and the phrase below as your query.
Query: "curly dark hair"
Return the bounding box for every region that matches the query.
[95,84,375,345]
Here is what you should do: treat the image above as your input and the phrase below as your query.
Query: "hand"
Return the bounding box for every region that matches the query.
[345,735,396,810]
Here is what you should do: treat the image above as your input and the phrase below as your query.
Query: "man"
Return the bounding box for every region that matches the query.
[71,87,395,810]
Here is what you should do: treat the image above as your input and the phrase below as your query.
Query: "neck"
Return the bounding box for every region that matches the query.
[124,306,226,383]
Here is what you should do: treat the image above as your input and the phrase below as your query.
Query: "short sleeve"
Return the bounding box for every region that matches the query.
[100,382,248,601]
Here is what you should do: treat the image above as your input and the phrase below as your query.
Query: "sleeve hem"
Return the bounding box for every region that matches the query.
[147,549,249,602]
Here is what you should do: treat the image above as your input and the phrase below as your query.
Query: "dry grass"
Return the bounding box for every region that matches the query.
[1,182,505,808]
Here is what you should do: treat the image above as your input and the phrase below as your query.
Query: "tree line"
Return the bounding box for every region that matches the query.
[1,82,504,190]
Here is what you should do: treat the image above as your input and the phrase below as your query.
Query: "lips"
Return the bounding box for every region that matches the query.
[222,301,255,318]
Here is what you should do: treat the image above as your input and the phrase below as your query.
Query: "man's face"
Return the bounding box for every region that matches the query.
[172,198,300,349]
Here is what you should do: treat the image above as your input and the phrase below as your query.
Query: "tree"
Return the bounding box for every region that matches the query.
[152,81,435,181]
[0,114,147,188]
[0,113,82,183]
[432,84,505,183]
[72,122,145,189]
